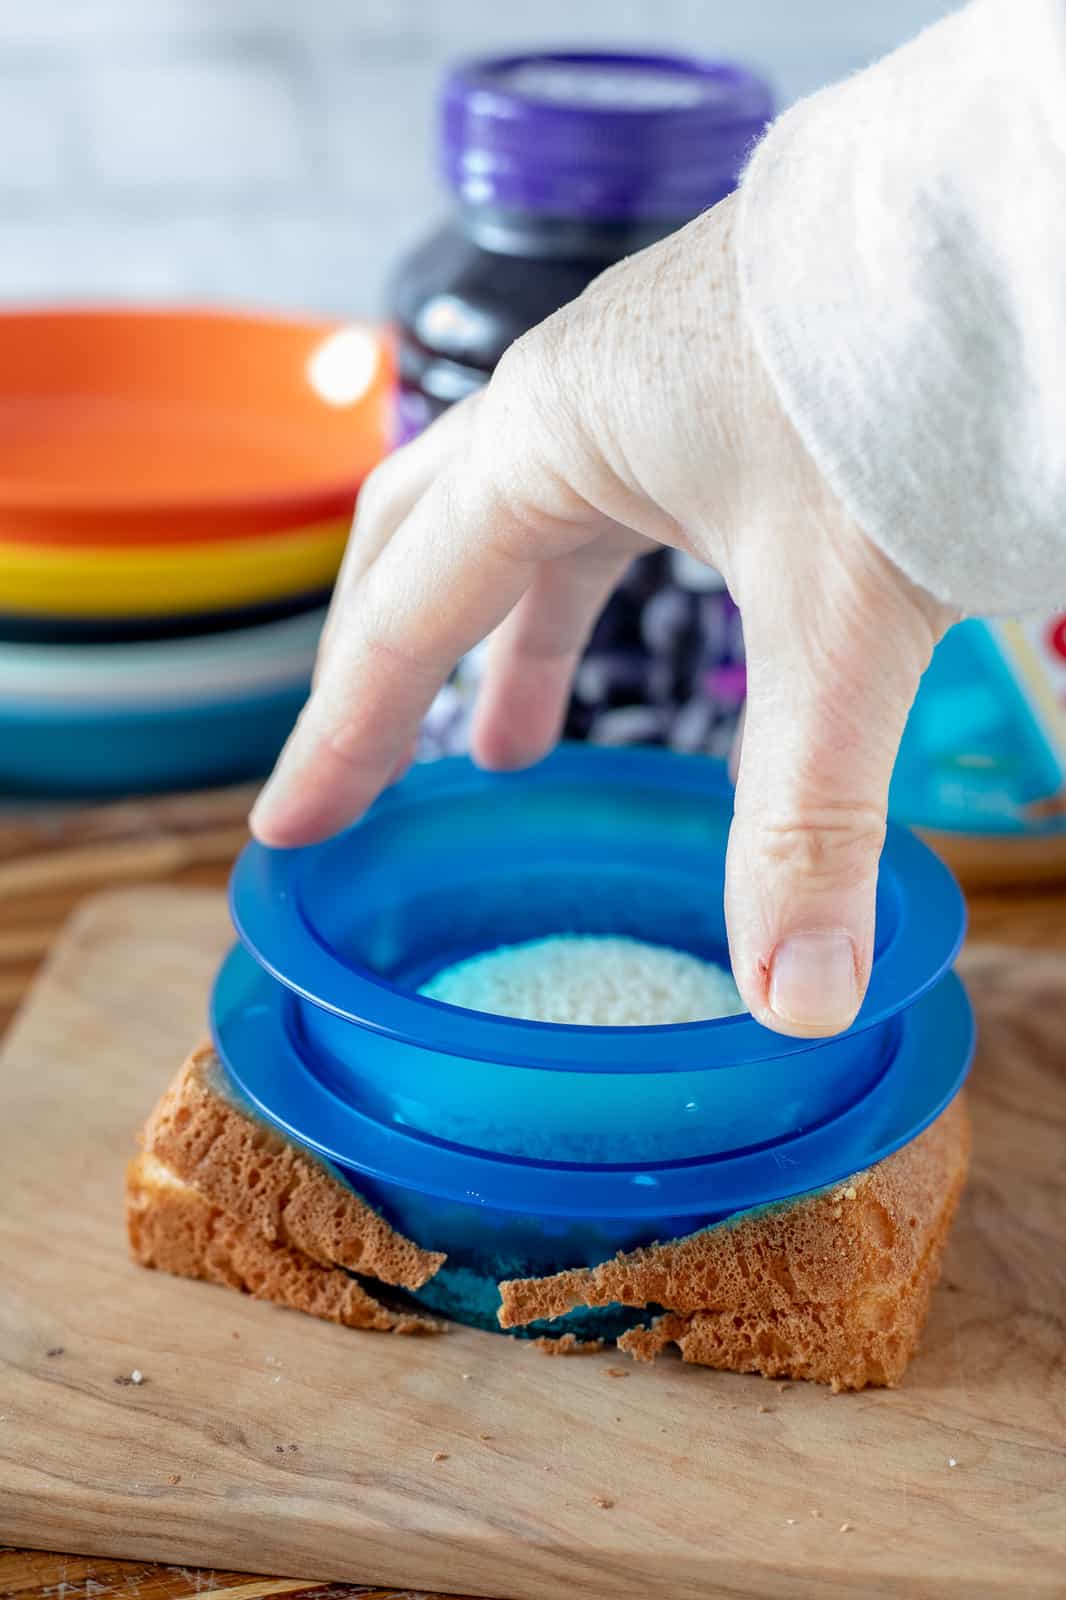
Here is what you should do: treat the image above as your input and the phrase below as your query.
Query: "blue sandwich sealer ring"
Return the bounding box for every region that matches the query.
[212,745,973,1327]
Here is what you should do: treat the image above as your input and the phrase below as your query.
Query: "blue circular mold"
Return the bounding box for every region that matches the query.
[212,745,973,1327]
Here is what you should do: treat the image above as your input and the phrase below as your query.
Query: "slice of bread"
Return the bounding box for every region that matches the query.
[141,1041,444,1290]
[129,1042,969,1388]
[127,1152,444,1335]
[498,1093,971,1390]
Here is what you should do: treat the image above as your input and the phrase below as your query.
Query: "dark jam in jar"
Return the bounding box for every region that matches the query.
[388,51,773,757]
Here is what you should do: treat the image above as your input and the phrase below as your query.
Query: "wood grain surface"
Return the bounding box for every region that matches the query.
[0,788,1063,1600]
[0,1547,414,1599]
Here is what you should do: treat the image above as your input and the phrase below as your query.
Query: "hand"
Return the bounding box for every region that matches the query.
[251,193,953,1038]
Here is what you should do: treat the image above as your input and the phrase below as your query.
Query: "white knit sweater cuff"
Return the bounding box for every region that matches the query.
[736,0,1066,617]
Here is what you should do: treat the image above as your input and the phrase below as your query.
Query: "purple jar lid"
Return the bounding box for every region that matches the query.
[441,51,774,221]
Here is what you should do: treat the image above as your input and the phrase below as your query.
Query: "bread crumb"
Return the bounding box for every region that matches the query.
[786,1518,796,1525]
[478,1432,492,1441]
[757,1404,772,1414]
[130,1369,144,1385]
[433,1450,449,1463]
[46,1347,64,1358]
[811,1510,822,1519]
[605,1367,628,1378]
[461,1372,472,1381]
[777,1382,791,1393]
[839,1523,852,1534]
[593,1496,614,1509]
[531,1335,604,1356]
[948,1457,958,1467]
[167,1473,181,1485]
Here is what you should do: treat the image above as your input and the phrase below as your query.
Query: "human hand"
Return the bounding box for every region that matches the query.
[251,192,953,1038]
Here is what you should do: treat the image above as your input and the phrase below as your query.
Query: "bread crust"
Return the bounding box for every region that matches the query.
[141,1041,444,1290]
[132,1041,970,1389]
[127,1152,444,1336]
[498,1094,971,1390]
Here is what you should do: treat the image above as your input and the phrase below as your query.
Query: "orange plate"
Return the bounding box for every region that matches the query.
[0,308,392,544]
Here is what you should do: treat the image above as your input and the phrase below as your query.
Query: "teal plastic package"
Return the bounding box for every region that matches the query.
[892,614,1066,837]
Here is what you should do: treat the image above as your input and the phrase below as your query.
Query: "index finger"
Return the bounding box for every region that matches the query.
[314,391,484,689]
[250,464,540,846]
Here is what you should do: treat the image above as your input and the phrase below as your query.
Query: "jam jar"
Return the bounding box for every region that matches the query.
[388,50,773,758]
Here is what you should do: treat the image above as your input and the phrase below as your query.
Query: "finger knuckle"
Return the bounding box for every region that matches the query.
[462,354,592,563]
[322,717,377,771]
[757,805,887,888]
[359,622,438,683]
[354,456,402,525]
[493,318,566,415]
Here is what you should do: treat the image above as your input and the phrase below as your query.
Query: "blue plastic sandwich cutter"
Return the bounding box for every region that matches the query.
[211,745,973,1330]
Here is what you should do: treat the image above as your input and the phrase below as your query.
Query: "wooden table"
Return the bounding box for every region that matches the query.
[1,783,1063,1600]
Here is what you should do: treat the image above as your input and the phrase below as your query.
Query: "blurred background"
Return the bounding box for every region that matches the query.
[3,0,1062,888]
[0,0,955,315]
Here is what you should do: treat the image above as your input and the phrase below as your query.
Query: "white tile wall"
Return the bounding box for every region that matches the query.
[86,53,313,192]
[0,0,956,316]
[0,62,71,197]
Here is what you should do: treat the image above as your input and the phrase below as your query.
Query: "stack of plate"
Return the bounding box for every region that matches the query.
[0,308,391,795]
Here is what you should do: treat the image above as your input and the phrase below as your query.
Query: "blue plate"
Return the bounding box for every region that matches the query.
[0,683,308,796]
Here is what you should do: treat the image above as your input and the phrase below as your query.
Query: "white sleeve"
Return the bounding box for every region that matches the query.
[736,0,1066,616]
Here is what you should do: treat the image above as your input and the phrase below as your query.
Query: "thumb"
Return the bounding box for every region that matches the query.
[725,545,946,1038]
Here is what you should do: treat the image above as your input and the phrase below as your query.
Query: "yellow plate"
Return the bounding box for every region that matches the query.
[0,518,350,617]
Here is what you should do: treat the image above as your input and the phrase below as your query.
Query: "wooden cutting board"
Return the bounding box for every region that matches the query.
[0,888,1063,1599]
